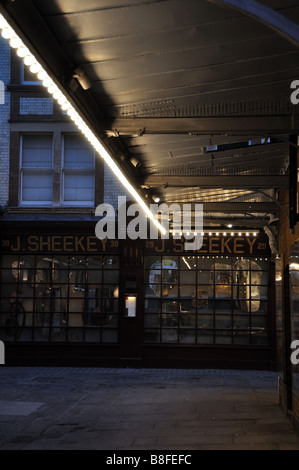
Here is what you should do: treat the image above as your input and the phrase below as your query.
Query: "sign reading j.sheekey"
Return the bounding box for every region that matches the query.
[1,233,270,256]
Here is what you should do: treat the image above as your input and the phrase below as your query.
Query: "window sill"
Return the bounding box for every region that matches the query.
[7,206,96,214]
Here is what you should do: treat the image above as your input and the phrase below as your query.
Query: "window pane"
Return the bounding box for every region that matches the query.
[22,172,52,202]
[0,254,120,344]
[23,65,41,84]
[64,135,95,169]
[64,173,94,202]
[22,135,52,168]
[143,255,269,346]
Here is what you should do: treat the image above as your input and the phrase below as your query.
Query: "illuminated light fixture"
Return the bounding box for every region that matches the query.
[29,62,41,74]
[9,36,21,49]
[227,224,233,228]
[23,54,35,67]
[231,232,234,236]
[1,25,13,39]
[238,232,242,236]
[42,76,52,88]
[223,232,227,236]
[73,65,92,91]
[246,232,249,236]
[253,232,257,236]
[17,45,29,57]
[152,195,160,203]
[216,232,219,236]
[0,13,166,235]
[182,256,191,270]
[209,232,212,236]
[37,69,47,81]
[130,157,141,168]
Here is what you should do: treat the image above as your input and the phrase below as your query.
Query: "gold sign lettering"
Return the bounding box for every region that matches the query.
[200,237,208,253]
[63,236,73,251]
[233,238,244,254]
[247,238,257,254]
[209,237,220,253]
[87,236,97,252]
[1,234,266,256]
[221,237,232,254]
[155,239,165,252]
[10,236,21,252]
[51,236,62,251]
[28,235,39,251]
[75,236,85,251]
[100,238,108,252]
[173,239,184,252]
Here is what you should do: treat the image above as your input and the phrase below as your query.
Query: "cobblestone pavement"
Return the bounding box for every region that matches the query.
[0,367,299,450]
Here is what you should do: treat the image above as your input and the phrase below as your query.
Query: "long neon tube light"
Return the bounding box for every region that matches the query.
[0,14,166,235]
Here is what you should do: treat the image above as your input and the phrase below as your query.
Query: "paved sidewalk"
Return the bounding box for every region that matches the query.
[0,367,299,450]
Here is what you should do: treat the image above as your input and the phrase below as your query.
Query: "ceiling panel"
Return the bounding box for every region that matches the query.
[1,0,297,229]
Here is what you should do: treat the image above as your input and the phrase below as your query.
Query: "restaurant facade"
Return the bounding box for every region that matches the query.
[0,223,275,369]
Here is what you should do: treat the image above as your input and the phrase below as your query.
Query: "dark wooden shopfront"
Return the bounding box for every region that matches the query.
[0,223,276,369]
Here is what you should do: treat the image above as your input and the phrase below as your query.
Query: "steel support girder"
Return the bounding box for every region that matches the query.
[207,0,299,48]
[192,202,277,213]
[103,116,299,136]
[142,175,289,188]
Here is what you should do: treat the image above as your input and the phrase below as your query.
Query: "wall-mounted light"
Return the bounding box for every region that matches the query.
[73,66,92,91]
[130,157,141,168]
[0,13,166,236]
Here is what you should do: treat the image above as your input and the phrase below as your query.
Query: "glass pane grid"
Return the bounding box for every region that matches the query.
[144,255,269,346]
[0,254,119,344]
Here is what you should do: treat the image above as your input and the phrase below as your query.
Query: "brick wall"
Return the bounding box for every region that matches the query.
[19,97,53,115]
[0,37,10,207]
[103,164,133,208]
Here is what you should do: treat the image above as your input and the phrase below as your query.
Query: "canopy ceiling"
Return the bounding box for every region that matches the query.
[1,0,299,231]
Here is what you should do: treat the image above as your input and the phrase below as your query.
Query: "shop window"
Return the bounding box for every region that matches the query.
[0,254,119,343]
[20,134,53,205]
[62,134,95,206]
[144,255,269,346]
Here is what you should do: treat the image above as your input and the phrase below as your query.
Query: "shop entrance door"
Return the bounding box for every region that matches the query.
[119,241,144,367]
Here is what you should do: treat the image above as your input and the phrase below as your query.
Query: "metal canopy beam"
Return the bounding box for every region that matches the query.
[207,0,299,48]
[142,175,289,188]
[103,116,299,136]
[185,202,277,213]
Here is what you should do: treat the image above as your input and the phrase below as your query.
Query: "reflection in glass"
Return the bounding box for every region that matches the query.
[144,329,160,343]
[179,329,196,343]
[144,314,160,328]
[144,255,269,346]
[0,254,120,344]
[197,330,213,344]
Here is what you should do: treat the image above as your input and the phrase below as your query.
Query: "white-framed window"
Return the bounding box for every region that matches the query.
[62,134,95,206]
[21,62,42,85]
[20,134,53,205]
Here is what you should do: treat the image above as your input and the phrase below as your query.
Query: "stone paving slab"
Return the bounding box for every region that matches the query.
[0,367,298,450]
[0,400,44,416]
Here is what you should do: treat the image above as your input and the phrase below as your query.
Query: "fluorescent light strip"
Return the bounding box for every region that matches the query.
[0,14,166,235]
